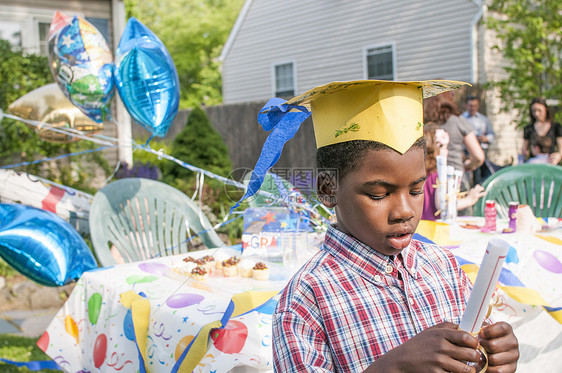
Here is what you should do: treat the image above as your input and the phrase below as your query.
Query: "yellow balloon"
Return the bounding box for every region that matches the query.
[64,315,79,343]
[6,83,104,143]
[175,335,195,361]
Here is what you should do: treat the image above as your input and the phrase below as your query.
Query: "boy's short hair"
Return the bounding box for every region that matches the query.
[316,137,426,183]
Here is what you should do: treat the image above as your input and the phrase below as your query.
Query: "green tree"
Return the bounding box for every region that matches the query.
[124,0,244,108]
[163,106,235,220]
[164,106,231,183]
[486,0,562,126]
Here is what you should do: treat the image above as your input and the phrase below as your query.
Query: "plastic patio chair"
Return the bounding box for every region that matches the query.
[473,164,562,219]
[89,178,224,266]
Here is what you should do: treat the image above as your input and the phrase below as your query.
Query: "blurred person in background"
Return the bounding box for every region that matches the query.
[424,92,485,175]
[521,98,562,165]
[422,122,486,221]
[462,95,495,184]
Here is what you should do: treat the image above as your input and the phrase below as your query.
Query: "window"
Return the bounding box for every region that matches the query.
[85,17,110,46]
[38,21,50,56]
[274,62,295,97]
[364,44,395,80]
[0,20,22,48]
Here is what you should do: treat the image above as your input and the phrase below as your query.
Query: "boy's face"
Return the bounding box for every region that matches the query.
[322,146,426,256]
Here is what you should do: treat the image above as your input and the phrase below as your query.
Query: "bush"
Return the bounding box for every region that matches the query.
[163,106,231,182]
[162,107,237,220]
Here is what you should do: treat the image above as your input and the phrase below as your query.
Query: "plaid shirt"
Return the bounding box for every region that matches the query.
[272,225,472,372]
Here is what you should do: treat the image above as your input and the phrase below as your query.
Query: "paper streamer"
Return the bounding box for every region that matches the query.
[459,238,510,333]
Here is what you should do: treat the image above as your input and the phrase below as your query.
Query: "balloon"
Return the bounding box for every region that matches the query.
[93,333,107,368]
[534,250,562,274]
[6,83,103,143]
[88,292,102,325]
[123,309,135,341]
[211,320,248,354]
[37,331,50,352]
[64,315,79,343]
[175,335,195,361]
[138,262,168,275]
[0,203,98,287]
[114,17,180,137]
[47,12,115,122]
[126,274,158,285]
[165,293,204,309]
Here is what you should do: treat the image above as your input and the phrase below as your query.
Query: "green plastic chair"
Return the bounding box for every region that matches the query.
[474,164,562,219]
[89,178,224,266]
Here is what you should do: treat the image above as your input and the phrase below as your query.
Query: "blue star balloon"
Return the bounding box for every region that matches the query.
[0,204,98,287]
[115,17,180,138]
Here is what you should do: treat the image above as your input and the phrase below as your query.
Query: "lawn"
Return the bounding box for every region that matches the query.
[0,335,60,372]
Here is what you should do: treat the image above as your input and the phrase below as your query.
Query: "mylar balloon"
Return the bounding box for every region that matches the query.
[47,12,114,122]
[7,83,104,143]
[115,17,180,137]
[0,203,98,287]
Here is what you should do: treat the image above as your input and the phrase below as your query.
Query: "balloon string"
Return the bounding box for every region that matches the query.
[0,146,115,169]
[3,113,117,146]
[4,113,333,222]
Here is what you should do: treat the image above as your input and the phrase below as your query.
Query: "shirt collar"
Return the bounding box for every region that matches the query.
[322,225,418,281]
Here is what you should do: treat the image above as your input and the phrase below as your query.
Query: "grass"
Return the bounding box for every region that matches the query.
[0,335,59,372]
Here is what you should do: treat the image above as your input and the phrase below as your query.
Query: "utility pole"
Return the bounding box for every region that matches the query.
[112,0,133,166]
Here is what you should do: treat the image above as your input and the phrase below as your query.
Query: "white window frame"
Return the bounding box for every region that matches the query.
[271,60,297,98]
[362,42,397,80]
[0,6,83,55]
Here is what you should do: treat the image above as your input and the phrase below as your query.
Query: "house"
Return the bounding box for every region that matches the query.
[220,0,522,168]
[0,0,130,168]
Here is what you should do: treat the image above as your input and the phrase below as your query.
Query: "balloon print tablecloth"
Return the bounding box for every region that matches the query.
[40,247,288,373]
[41,222,562,372]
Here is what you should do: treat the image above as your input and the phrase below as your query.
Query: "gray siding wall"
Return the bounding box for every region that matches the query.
[223,0,479,104]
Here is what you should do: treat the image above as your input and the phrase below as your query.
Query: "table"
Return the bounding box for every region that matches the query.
[40,246,293,373]
[41,219,562,373]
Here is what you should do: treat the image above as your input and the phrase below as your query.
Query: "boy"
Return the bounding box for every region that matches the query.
[238,80,519,372]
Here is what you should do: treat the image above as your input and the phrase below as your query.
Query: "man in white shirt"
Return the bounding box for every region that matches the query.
[462,96,495,185]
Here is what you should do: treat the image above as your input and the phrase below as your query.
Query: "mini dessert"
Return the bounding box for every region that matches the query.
[239,259,255,278]
[214,252,229,270]
[183,256,196,263]
[171,259,196,276]
[201,255,215,273]
[191,265,208,281]
[252,262,270,281]
[222,256,240,277]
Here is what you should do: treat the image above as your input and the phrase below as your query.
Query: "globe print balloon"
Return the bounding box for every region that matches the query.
[47,12,115,122]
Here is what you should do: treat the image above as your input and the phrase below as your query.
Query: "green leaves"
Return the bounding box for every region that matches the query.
[125,0,244,108]
[486,0,562,126]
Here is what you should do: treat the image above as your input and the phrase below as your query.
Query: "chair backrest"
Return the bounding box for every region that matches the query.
[89,178,224,266]
[473,164,562,219]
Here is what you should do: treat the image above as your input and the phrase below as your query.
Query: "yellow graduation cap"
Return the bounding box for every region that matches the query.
[285,80,469,153]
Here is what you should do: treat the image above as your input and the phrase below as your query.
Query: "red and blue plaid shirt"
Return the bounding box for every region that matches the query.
[272,225,472,372]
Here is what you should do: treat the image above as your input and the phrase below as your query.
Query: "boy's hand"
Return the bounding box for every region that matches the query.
[368,321,481,372]
[478,322,519,373]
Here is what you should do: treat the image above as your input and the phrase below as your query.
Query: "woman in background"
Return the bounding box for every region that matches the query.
[422,123,485,221]
[424,92,485,174]
[522,98,562,165]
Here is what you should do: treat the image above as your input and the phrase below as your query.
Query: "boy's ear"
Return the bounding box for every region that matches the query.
[316,170,337,208]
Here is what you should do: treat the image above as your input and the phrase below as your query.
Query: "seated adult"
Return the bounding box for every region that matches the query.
[521,98,562,165]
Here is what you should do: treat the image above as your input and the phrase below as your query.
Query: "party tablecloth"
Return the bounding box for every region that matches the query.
[41,220,562,372]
